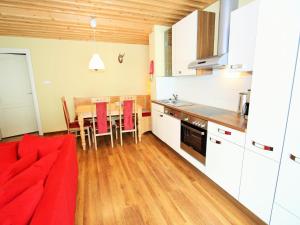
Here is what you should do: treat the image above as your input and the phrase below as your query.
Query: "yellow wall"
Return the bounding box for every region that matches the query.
[0,36,149,133]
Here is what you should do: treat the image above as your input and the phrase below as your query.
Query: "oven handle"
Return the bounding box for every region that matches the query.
[181,123,206,135]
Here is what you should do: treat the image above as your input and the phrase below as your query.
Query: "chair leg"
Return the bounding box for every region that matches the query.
[120,128,123,146]
[94,134,97,150]
[87,128,91,147]
[110,132,114,148]
[115,126,118,139]
[135,129,137,144]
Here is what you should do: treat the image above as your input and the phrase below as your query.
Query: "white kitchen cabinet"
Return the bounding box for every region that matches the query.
[206,133,244,199]
[163,114,181,151]
[172,10,198,76]
[271,204,300,225]
[245,0,300,162]
[172,10,214,76]
[151,103,166,142]
[228,0,260,71]
[239,149,279,223]
[271,37,300,224]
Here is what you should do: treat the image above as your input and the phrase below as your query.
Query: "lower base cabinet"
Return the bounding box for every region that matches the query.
[163,114,181,151]
[206,133,244,199]
[271,203,300,225]
[239,149,279,223]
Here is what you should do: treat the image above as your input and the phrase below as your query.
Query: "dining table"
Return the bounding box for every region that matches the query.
[75,102,143,150]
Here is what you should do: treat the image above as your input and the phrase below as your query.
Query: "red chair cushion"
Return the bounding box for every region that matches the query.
[0,152,37,186]
[0,151,58,208]
[69,120,90,129]
[0,143,18,172]
[0,180,44,225]
[18,134,65,159]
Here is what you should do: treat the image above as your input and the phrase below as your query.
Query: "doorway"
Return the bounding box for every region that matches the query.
[0,49,42,139]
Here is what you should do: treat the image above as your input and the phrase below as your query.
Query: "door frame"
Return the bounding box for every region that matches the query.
[0,48,43,136]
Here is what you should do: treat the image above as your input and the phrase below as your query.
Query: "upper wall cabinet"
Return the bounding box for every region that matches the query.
[228,0,260,71]
[172,10,215,76]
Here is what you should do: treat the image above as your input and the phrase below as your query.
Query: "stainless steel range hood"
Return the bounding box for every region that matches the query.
[188,0,238,70]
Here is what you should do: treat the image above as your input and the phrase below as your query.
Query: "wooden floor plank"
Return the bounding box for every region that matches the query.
[75,133,265,225]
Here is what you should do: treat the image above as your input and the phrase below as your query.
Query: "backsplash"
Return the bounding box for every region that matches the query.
[154,70,252,112]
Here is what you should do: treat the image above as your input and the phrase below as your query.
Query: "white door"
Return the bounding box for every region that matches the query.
[239,149,279,223]
[272,38,300,220]
[245,0,300,162]
[0,54,38,138]
[206,134,244,199]
[172,10,197,76]
[163,114,181,151]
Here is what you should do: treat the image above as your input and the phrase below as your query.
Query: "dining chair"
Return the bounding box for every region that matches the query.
[61,96,91,147]
[116,96,137,146]
[91,97,114,149]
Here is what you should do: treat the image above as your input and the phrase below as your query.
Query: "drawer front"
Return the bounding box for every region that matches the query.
[151,103,164,113]
[208,122,246,147]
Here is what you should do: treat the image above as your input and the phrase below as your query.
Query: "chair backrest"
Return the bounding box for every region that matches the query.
[91,97,111,134]
[120,96,137,130]
[61,97,70,129]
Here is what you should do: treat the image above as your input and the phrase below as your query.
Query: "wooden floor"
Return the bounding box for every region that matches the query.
[75,133,265,225]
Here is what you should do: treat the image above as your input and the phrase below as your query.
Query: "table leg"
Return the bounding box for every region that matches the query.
[78,113,86,150]
[138,107,142,142]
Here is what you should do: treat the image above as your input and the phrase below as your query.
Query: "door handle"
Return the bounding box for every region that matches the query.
[252,141,273,151]
[210,137,221,145]
[290,154,300,164]
[218,128,231,135]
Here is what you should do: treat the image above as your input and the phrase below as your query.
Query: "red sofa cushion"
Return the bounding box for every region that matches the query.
[0,142,18,172]
[0,151,58,208]
[18,134,65,159]
[0,152,37,186]
[30,135,78,225]
[0,180,44,225]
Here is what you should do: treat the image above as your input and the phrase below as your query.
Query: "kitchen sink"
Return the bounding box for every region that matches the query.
[160,99,194,107]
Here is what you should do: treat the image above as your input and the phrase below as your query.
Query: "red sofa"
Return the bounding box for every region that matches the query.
[0,134,78,225]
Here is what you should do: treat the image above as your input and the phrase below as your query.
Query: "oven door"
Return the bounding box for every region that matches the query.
[181,121,207,164]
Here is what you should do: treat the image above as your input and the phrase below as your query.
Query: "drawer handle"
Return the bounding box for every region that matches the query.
[210,137,221,145]
[252,141,273,151]
[218,128,231,135]
[290,154,300,164]
[160,114,163,117]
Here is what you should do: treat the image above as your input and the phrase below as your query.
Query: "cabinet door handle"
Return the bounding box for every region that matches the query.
[210,137,221,145]
[218,128,231,135]
[178,70,182,74]
[230,64,243,69]
[160,114,163,117]
[290,154,300,164]
[252,141,273,151]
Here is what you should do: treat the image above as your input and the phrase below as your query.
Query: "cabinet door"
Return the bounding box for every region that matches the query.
[271,204,300,225]
[239,149,279,223]
[245,0,300,162]
[163,114,181,151]
[273,39,300,218]
[151,110,165,141]
[228,0,259,71]
[172,10,197,76]
[206,134,244,199]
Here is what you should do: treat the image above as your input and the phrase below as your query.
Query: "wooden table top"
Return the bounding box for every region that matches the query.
[152,100,247,132]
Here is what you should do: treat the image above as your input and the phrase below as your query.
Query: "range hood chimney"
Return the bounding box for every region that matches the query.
[188,0,238,69]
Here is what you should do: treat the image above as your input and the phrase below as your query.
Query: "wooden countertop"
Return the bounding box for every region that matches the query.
[152,100,247,132]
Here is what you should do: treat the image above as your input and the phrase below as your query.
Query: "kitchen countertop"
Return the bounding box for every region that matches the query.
[152,100,247,132]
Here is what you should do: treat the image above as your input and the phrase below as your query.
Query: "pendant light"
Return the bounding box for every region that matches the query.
[89,18,105,71]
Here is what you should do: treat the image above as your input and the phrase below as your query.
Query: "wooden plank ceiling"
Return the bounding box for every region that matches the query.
[0,0,216,45]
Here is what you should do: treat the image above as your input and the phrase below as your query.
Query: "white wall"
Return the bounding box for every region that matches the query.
[155,71,252,112]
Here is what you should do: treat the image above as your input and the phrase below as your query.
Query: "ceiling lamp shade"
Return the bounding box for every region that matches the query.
[89,18,105,71]
[89,53,105,71]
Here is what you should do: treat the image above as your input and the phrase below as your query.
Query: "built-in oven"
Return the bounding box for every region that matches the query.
[180,114,207,165]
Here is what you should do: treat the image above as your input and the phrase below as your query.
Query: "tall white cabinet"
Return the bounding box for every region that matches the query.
[239,0,300,223]
[271,38,300,225]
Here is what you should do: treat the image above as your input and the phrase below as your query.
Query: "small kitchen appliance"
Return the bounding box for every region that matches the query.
[238,89,251,119]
